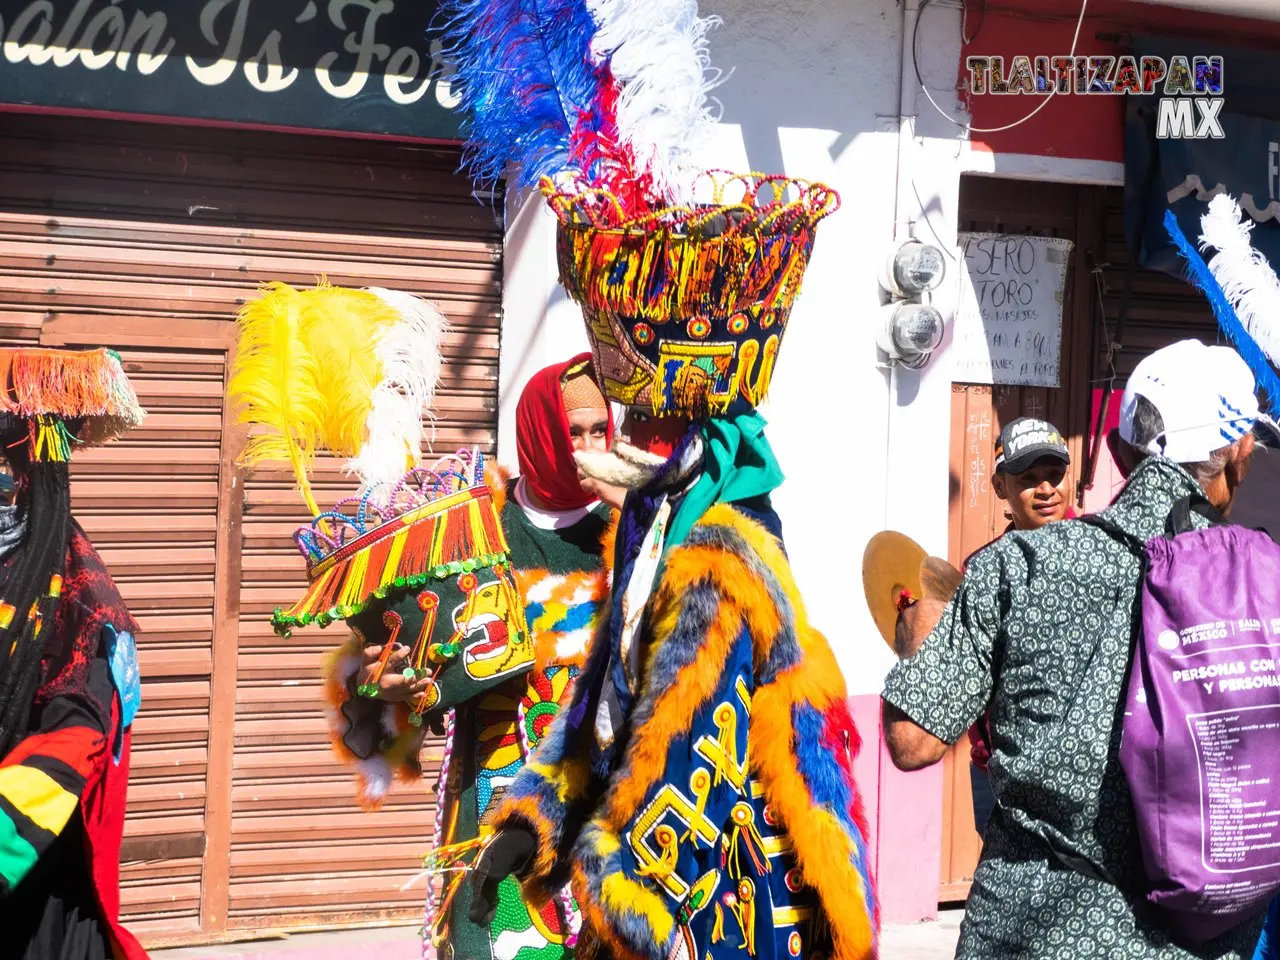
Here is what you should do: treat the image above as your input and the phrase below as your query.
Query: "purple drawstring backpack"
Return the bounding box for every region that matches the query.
[1086,497,1280,943]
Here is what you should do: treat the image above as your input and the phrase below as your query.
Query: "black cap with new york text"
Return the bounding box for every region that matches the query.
[994,417,1070,475]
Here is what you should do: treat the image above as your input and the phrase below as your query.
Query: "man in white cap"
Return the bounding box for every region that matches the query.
[880,339,1279,959]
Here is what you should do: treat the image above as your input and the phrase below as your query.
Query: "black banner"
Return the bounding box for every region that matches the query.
[0,0,461,140]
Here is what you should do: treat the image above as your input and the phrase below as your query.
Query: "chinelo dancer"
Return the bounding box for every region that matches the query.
[226,287,615,959]
[355,353,621,958]
[0,348,149,960]
[433,1,880,957]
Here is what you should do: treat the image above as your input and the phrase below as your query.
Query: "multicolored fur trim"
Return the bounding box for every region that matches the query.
[494,504,877,959]
[486,464,511,515]
[520,567,609,672]
[321,633,424,810]
[490,694,596,901]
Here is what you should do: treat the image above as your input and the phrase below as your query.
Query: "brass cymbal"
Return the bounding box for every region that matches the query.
[863,531,926,648]
[863,531,964,649]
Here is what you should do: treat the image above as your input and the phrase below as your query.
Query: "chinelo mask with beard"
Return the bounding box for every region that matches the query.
[573,430,705,492]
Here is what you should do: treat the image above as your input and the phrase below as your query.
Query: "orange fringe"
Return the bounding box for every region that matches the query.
[0,348,143,434]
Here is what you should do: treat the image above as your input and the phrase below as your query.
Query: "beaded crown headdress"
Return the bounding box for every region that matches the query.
[228,282,533,723]
[546,173,839,418]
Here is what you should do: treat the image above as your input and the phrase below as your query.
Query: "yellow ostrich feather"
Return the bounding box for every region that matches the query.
[228,282,327,517]
[296,280,400,459]
[230,278,447,518]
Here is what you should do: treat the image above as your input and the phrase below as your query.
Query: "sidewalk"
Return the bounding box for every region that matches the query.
[882,908,963,959]
[149,910,964,960]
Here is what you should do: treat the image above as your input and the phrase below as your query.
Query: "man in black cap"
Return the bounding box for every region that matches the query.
[967,416,1075,838]
[990,416,1074,532]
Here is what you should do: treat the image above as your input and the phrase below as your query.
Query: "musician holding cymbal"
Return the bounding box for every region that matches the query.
[967,418,1075,836]
[863,417,1074,840]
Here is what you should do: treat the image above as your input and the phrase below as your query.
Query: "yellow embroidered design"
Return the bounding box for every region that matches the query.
[627,782,718,898]
[635,824,679,880]
[693,677,751,795]
[683,768,713,848]
[773,905,814,926]
[722,878,757,957]
[725,802,770,879]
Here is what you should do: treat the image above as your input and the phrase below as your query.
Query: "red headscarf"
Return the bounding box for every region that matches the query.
[515,353,615,511]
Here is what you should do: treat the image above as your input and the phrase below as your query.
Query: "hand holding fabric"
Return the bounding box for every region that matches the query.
[576,470,626,511]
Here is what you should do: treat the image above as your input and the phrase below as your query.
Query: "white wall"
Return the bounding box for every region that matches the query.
[498,0,968,696]
[496,194,593,467]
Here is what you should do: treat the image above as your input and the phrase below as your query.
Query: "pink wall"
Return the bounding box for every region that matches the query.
[850,694,945,925]
[1082,388,1127,513]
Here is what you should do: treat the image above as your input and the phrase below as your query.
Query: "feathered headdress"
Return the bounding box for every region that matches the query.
[440,0,722,213]
[1164,198,1280,410]
[228,281,449,516]
[230,285,534,730]
[442,0,840,417]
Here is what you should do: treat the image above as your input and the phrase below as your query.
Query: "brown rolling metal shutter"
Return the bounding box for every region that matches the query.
[0,113,502,946]
[1097,187,1217,383]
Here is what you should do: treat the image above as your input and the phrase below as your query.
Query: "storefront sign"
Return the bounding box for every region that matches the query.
[952,232,1073,388]
[0,0,461,140]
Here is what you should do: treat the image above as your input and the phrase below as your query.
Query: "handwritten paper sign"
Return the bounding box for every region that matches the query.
[952,233,1073,388]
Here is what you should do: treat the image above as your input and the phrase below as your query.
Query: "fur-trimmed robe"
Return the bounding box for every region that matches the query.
[492,504,879,960]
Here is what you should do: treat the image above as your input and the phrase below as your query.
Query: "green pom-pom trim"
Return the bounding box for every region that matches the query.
[269,551,511,631]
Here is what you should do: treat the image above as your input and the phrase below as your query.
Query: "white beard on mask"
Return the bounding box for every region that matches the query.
[574,434,705,493]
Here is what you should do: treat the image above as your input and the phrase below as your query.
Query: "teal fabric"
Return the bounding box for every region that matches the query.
[664,412,785,550]
[0,805,38,893]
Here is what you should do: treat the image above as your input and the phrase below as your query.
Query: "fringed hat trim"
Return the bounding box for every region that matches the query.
[0,348,145,443]
[273,483,512,635]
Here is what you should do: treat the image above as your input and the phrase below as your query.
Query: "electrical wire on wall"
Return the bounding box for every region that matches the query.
[961,0,986,44]
[914,0,1090,134]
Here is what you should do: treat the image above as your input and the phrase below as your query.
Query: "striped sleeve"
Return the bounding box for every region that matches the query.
[0,657,112,895]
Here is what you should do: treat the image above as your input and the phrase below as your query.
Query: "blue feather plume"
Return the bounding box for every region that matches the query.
[1163,209,1280,412]
[439,0,604,190]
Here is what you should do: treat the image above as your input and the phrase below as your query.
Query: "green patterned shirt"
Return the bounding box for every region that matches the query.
[883,457,1263,959]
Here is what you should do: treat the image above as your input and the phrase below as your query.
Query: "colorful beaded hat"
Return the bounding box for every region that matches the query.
[281,451,532,721]
[545,173,840,418]
[229,281,533,723]
[439,0,841,419]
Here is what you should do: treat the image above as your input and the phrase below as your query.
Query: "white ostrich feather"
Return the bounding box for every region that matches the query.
[355,755,393,804]
[1198,194,1280,369]
[380,704,403,740]
[347,289,449,486]
[587,0,723,204]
